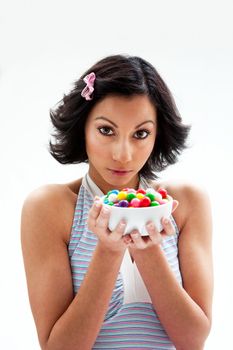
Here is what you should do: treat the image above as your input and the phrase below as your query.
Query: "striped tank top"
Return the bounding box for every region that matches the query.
[68,173,182,349]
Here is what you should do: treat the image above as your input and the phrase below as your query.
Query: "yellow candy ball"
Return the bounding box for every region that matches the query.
[136,193,144,200]
[117,191,127,200]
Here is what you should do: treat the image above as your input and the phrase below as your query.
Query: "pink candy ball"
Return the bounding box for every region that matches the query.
[130,198,141,207]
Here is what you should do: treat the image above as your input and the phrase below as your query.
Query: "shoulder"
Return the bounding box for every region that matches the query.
[22,178,83,210]
[21,183,76,219]
[151,179,212,232]
[163,179,210,206]
[21,179,83,244]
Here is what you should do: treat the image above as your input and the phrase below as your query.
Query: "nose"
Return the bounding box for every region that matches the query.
[112,139,133,163]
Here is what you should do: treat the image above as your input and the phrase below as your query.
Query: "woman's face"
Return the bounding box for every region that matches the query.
[84,94,157,193]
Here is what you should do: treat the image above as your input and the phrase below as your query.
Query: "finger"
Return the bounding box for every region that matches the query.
[161,217,176,236]
[146,221,162,244]
[111,220,127,241]
[89,200,102,220]
[130,230,144,248]
[171,200,179,213]
[123,234,133,245]
[87,201,102,230]
[95,205,111,230]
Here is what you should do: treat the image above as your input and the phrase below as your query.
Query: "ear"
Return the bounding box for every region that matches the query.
[172,199,179,213]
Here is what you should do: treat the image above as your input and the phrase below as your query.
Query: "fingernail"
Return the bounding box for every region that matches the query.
[132,231,140,238]
[119,221,126,228]
[164,218,169,224]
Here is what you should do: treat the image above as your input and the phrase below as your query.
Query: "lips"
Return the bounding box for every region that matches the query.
[109,169,132,172]
[107,168,133,177]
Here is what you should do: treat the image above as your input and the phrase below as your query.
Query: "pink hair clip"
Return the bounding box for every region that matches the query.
[81,72,96,101]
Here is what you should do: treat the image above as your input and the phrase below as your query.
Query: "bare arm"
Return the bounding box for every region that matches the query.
[129,184,213,350]
[21,187,128,350]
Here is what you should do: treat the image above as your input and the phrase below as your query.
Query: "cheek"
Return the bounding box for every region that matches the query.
[138,138,155,157]
[148,141,155,155]
[85,130,108,157]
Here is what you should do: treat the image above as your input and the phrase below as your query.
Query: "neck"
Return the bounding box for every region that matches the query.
[87,168,140,194]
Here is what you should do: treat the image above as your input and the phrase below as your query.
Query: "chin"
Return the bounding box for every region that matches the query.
[105,169,138,187]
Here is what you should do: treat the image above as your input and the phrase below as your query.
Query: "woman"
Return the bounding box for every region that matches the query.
[21,54,213,349]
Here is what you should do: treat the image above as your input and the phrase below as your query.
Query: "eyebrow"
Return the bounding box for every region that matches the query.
[94,116,155,128]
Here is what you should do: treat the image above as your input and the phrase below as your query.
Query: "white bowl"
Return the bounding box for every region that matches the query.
[102,195,173,236]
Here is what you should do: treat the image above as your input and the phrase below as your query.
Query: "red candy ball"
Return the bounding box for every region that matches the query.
[158,188,167,199]
[140,197,151,207]
[136,188,146,195]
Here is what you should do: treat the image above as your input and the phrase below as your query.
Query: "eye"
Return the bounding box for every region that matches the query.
[134,129,151,139]
[97,126,114,136]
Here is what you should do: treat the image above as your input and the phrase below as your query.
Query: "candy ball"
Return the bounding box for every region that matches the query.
[130,198,141,207]
[118,200,129,207]
[158,188,167,199]
[140,197,151,207]
[126,193,137,202]
[108,193,118,203]
[154,192,163,201]
[117,191,128,200]
[136,188,146,194]
[150,201,160,206]
[145,193,156,201]
[107,189,119,196]
[136,193,145,200]
[127,189,137,194]
[157,199,168,205]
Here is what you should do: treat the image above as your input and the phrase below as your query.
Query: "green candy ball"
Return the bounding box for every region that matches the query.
[146,193,156,201]
[126,193,137,202]
[150,201,160,206]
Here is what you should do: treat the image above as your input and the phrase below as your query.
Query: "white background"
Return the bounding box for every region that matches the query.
[1,0,233,349]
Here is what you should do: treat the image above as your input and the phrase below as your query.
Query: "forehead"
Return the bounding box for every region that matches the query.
[87,94,157,123]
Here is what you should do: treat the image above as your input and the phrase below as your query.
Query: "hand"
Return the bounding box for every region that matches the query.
[128,200,179,250]
[87,197,132,253]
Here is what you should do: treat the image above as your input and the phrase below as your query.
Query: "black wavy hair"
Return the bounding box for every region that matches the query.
[49,54,191,180]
